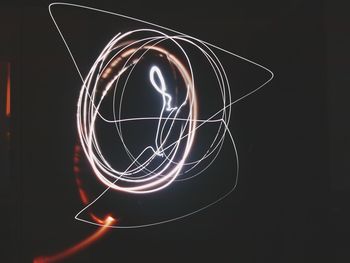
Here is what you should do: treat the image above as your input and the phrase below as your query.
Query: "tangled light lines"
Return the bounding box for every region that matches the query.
[49,2,274,229]
[34,3,274,262]
[77,28,239,197]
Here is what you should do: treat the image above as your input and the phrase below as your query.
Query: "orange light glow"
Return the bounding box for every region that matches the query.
[90,213,107,225]
[33,215,116,263]
[78,188,89,205]
[6,63,11,117]
[34,143,117,263]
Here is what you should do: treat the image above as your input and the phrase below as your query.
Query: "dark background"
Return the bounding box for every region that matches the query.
[0,0,349,262]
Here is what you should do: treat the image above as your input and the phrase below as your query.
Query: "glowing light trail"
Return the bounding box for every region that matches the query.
[150,65,176,112]
[76,30,198,195]
[33,144,117,263]
[6,63,11,117]
[33,215,116,263]
[48,2,274,229]
[35,3,274,263]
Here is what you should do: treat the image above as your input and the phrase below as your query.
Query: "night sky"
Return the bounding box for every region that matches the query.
[0,0,349,262]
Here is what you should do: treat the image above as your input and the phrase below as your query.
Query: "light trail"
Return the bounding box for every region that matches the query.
[48,2,274,230]
[34,3,274,262]
[33,215,116,263]
[149,65,176,112]
[76,30,198,195]
[34,144,117,263]
[6,62,11,117]
[73,29,237,228]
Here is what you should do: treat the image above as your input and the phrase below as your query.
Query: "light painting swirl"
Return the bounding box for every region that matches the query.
[76,29,236,195]
[48,2,274,229]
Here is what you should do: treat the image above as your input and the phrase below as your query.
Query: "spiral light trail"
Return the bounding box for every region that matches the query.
[77,30,200,194]
[34,3,274,262]
[43,0,273,238]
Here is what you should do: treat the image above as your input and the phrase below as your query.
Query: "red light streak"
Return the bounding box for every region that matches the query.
[6,63,11,117]
[78,188,89,205]
[34,144,117,263]
[33,215,116,263]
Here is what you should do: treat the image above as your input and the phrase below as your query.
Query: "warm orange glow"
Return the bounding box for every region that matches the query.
[90,213,107,225]
[33,215,116,263]
[78,188,89,205]
[34,141,117,263]
[6,63,11,117]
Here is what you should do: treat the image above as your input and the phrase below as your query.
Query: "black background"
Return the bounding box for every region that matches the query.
[0,0,349,262]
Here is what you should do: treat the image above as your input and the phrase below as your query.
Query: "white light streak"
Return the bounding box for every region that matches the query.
[48,2,274,228]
